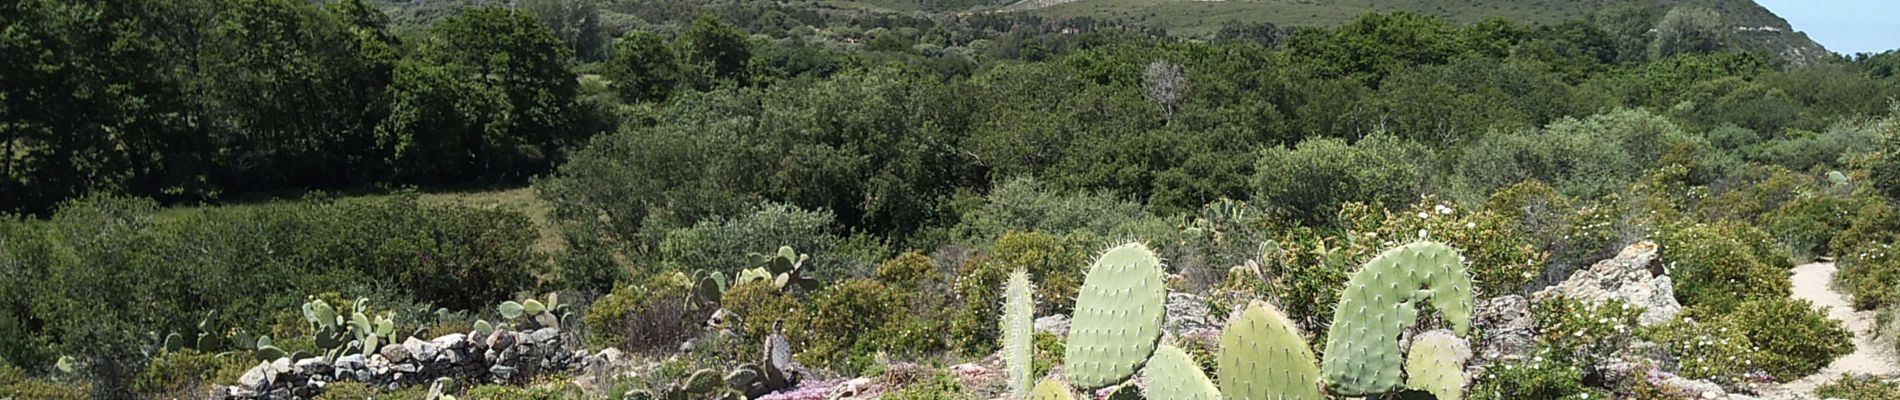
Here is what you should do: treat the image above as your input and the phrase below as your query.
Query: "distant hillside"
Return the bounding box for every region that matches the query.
[366,0,1830,64]
[868,0,1831,63]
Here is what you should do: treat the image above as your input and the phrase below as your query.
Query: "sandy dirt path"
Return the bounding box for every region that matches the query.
[1771,262,1898,397]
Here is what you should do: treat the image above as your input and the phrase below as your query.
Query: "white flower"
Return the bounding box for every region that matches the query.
[1417,211,1430,219]
[1418,229,1429,239]
[1465,222,1476,229]
[1435,204,1454,215]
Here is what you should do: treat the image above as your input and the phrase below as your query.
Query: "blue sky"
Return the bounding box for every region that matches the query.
[1756,0,1900,55]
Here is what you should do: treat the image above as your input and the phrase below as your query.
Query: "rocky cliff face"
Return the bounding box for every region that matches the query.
[1697,0,1832,64]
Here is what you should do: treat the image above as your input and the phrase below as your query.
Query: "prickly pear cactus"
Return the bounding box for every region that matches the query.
[1003,268,1036,399]
[1219,301,1322,400]
[1146,344,1221,400]
[684,369,721,394]
[1065,242,1168,390]
[1321,241,1474,396]
[1404,330,1472,400]
[1031,379,1076,400]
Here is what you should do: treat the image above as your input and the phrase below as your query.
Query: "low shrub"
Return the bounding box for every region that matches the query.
[0,363,87,400]
[885,372,971,400]
[1468,358,1607,400]
[1650,298,1852,382]
[988,232,1087,314]
[872,252,955,357]
[1830,196,1900,257]
[1656,221,1792,311]
[796,278,907,374]
[1032,332,1064,379]
[312,381,379,399]
[1646,312,1766,381]
[1722,298,1853,380]
[1342,199,1547,296]
[1835,244,1900,310]
[1532,297,1642,369]
[658,203,848,280]
[1817,375,1900,399]
[1253,134,1427,225]
[585,273,701,353]
[949,256,1010,356]
[718,280,804,341]
[132,350,251,397]
[1764,194,1855,260]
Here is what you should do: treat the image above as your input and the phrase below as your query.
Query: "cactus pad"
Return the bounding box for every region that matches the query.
[1146,344,1221,400]
[685,369,721,394]
[1404,330,1472,400]
[1321,241,1474,396]
[1003,268,1037,399]
[499,301,525,320]
[1219,301,1322,400]
[1031,379,1075,400]
[1065,242,1168,389]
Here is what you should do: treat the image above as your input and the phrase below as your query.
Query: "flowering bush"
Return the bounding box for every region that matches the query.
[1532,297,1642,369]
[1469,357,1608,400]
[1656,221,1792,311]
[1648,297,1851,382]
[1341,198,1548,296]
[1817,375,1900,399]
[1645,313,1764,382]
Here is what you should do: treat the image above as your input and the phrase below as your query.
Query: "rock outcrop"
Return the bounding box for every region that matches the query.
[213,327,578,399]
[1534,241,1682,326]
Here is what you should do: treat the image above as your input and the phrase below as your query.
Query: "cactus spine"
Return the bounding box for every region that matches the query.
[1146,344,1221,400]
[1218,301,1323,400]
[1002,268,1036,399]
[1404,329,1472,400]
[1320,241,1474,396]
[1064,242,1168,390]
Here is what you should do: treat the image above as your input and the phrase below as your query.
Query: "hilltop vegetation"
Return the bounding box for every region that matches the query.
[9,0,1900,399]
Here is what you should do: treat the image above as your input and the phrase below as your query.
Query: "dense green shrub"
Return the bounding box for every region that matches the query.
[1656,221,1792,311]
[1830,195,1900,256]
[1764,193,1856,259]
[132,350,250,397]
[0,195,537,390]
[1650,298,1852,382]
[949,255,1010,356]
[1341,200,1546,296]
[795,278,906,374]
[870,252,956,357]
[719,281,804,340]
[951,177,1173,245]
[1457,109,1698,201]
[884,372,971,400]
[584,273,700,353]
[1817,375,1900,400]
[987,232,1088,314]
[1721,297,1854,380]
[1468,358,1607,400]
[1837,244,1900,311]
[1532,297,1642,368]
[875,251,943,292]
[1252,134,1427,224]
[659,203,853,280]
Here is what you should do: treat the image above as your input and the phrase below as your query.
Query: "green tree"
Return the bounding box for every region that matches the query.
[199,0,391,189]
[377,7,583,182]
[677,16,753,89]
[603,31,681,103]
[1651,7,1732,60]
[520,0,607,61]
